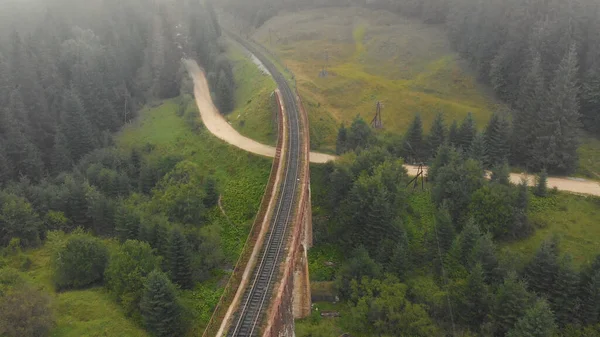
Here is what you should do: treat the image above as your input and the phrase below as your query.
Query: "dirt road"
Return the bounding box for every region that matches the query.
[185,59,600,196]
[184,59,336,163]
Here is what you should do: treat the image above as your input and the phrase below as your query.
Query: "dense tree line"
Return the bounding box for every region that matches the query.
[314,128,600,336]
[0,0,235,187]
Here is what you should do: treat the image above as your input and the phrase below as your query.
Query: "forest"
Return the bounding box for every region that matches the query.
[0,0,238,336]
[303,120,600,336]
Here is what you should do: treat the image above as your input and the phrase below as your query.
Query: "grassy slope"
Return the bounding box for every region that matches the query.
[225,40,278,146]
[253,8,498,153]
[503,192,600,266]
[2,237,148,337]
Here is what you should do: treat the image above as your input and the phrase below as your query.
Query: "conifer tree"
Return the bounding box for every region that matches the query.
[581,63,600,135]
[459,219,481,267]
[526,238,559,296]
[469,132,489,167]
[60,89,97,162]
[51,130,73,174]
[493,272,532,336]
[472,233,502,284]
[115,206,141,241]
[516,178,529,212]
[435,205,455,254]
[427,112,446,160]
[140,270,183,337]
[507,298,556,337]
[458,113,476,151]
[490,161,511,186]
[531,44,581,173]
[168,229,193,289]
[216,71,234,114]
[580,271,600,325]
[336,123,348,155]
[403,114,425,163]
[458,263,490,329]
[0,142,11,185]
[535,169,548,197]
[203,177,219,208]
[448,120,460,148]
[484,113,510,166]
[513,51,545,166]
[551,255,579,327]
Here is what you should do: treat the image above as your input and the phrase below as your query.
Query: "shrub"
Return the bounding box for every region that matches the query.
[53,234,109,290]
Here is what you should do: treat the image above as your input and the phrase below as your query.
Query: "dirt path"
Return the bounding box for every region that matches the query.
[184,59,600,196]
[184,59,336,163]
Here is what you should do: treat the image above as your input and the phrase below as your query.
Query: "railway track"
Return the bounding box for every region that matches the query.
[226,34,304,337]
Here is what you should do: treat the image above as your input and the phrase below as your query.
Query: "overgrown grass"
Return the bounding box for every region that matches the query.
[254,8,499,152]
[504,192,600,266]
[577,136,600,180]
[225,40,278,146]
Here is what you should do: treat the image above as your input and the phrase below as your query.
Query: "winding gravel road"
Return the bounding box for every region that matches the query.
[184,58,600,197]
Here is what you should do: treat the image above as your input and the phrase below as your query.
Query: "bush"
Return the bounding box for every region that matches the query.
[53,234,109,290]
[0,284,54,337]
[105,240,158,319]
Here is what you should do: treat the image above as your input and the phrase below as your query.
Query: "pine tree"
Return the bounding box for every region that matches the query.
[458,263,490,329]
[507,298,556,337]
[493,272,532,336]
[168,229,193,289]
[551,255,579,327]
[203,176,219,208]
[459,219,481,267]
[216,70,234,114]
[140,270,183,337]
[115,206,141,241]
[403,114,425,163]
[336,123,348,155]
[458,113,476,151]
[516,178,529,212]
[581,63,600,135]
[526,238,559,296]
[51,130,73,174]
[484,113,510,166]
[435,205,455,254]
[0,142,12,185]
[580,271,600,325]
[448,120,460,148]
[531,44,581,174]
[535,169,548,197]
[490,161,511,186]
[513,51,545,166]
[427,112,446,160]
[60,89,97,162]
[469,132,489,167]
[472,233,502,284]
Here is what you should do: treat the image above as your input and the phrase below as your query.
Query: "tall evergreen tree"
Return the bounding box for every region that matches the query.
[448,120,460,148]
[469,132,489,167]
[471,233,502,284]
[459,219,481,267]
[403,114,425,163]
[427,112,446,160]
[140,270,183,337]
[490,161,511,186]
[484,113,510,166]
[531,44,581,174]
[493,272,532,336]
[336,123,348,155]
[51,130,73,174]
[580,271,600,325]
[458,113,476,151]
[507,298,556,337]
[457,263,490,329]
[513,51,545,166]
[535,169,548,197]
[434,205,455,254]
[215,70,234,114]
[168,229,193,289]
[60,89,97,163]
[551,255,579,327]
[526,238,560,296]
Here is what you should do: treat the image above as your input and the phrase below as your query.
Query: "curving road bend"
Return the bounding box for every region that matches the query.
[183,58,600,197]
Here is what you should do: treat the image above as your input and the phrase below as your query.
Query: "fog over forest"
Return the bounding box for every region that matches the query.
[0,0,600,337]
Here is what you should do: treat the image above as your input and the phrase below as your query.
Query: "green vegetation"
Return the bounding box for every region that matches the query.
[225,40,278,145]
[252,8,498,152]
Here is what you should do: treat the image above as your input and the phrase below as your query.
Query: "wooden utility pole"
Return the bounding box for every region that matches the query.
[370,101,383,129]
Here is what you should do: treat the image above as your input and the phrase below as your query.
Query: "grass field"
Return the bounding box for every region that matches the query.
[225,40,278,146]
[504,192,600,266]
[253,7,499,152]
